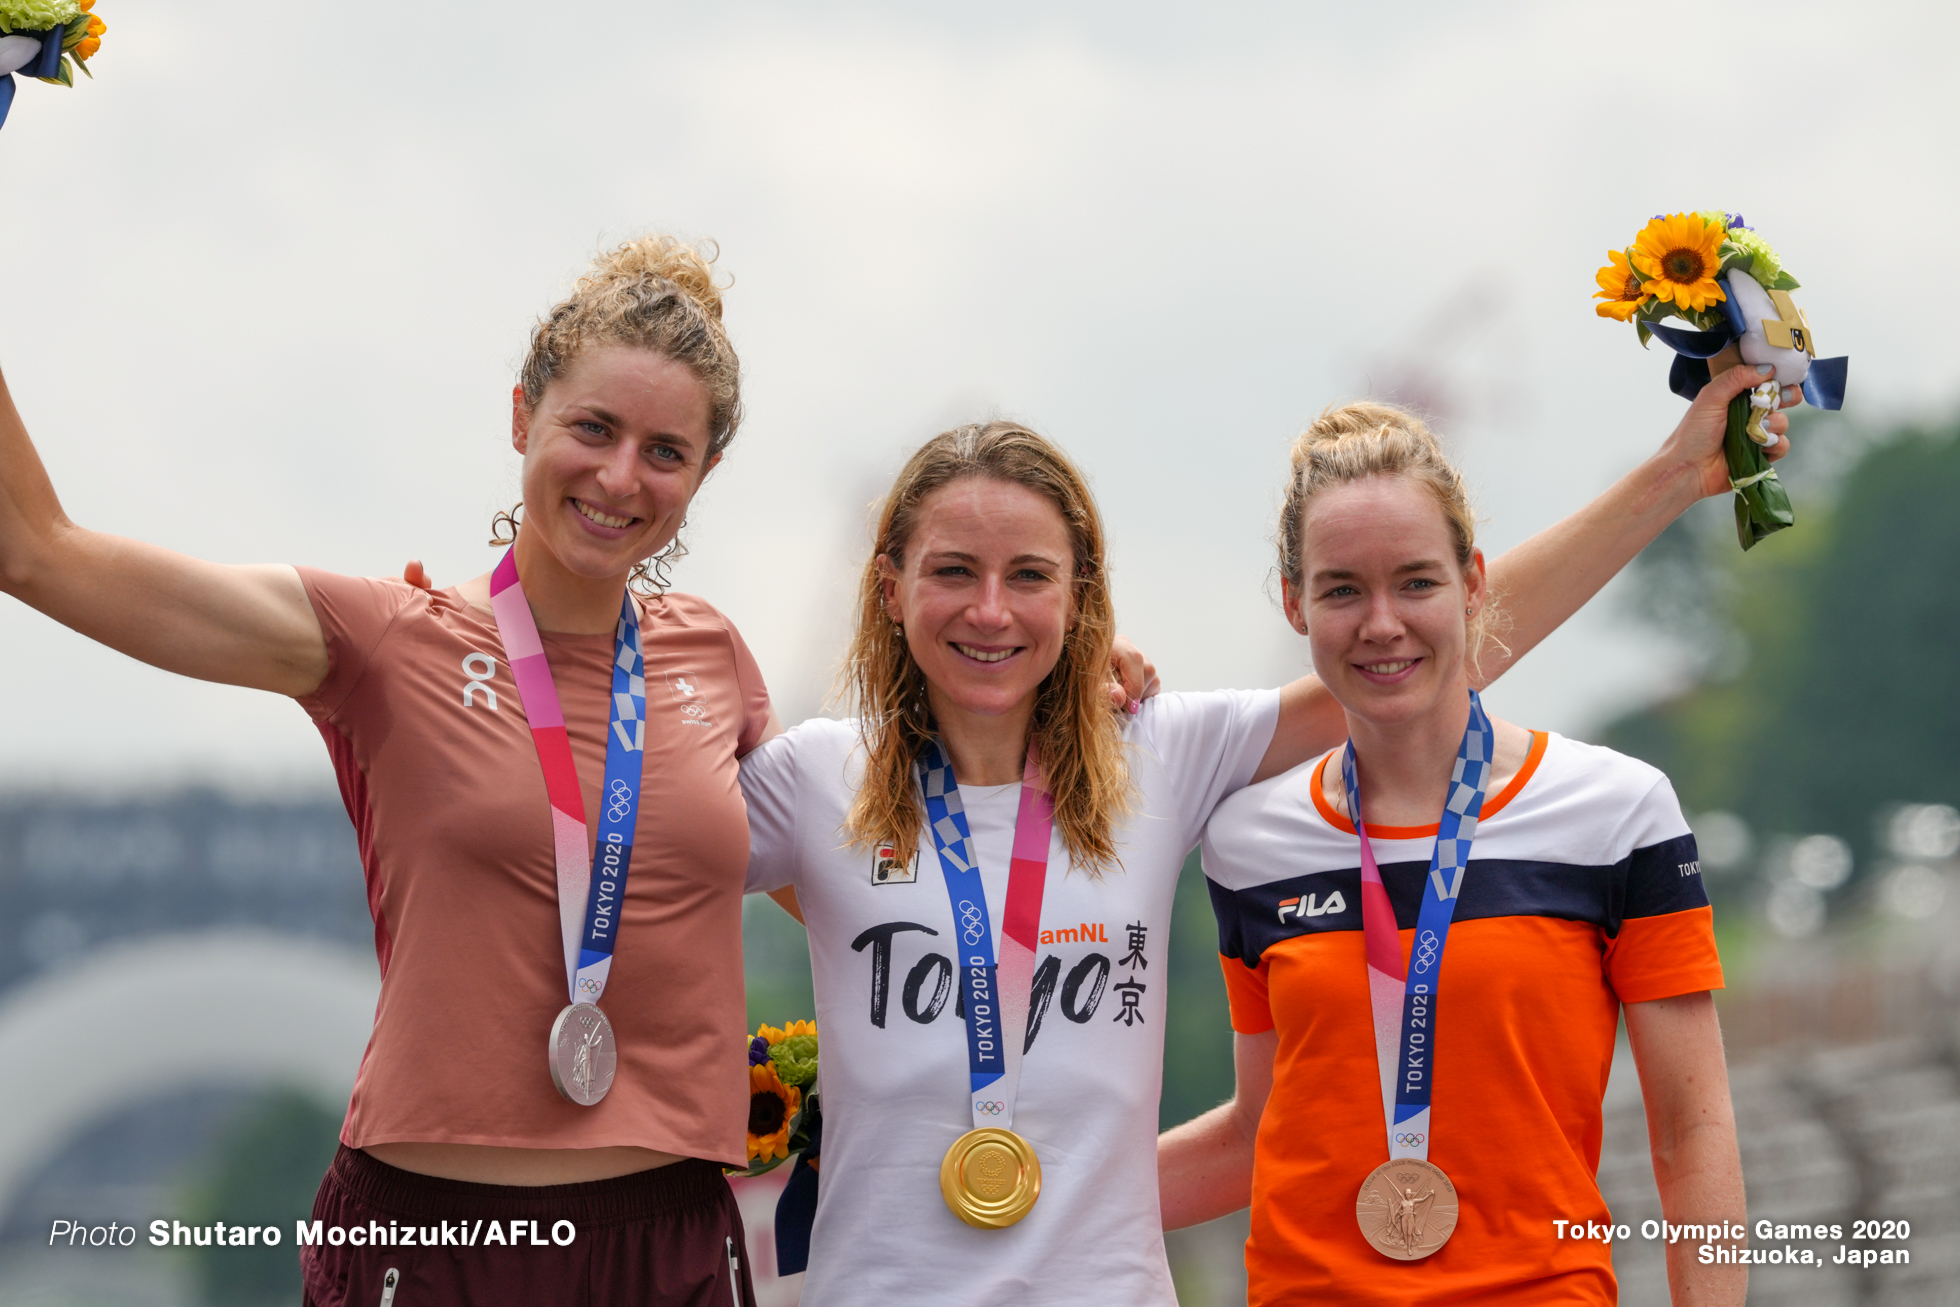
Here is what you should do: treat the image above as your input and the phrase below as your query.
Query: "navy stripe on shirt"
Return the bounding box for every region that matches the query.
[1210,833,1705,967]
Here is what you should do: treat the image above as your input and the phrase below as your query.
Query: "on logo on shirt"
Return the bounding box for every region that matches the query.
[460,652,498,710]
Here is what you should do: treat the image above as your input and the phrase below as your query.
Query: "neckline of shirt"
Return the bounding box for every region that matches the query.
[1306,730,1550,838]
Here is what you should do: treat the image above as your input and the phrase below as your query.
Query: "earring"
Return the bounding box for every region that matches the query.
[1465,606,1473,616]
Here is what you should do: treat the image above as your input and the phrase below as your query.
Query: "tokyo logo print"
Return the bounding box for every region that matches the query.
[848,919,1146,1050]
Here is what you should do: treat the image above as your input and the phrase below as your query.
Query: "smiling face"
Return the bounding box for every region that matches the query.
[511,344,718,582]
[1283,474,1486,730]
[878,475,1077,727]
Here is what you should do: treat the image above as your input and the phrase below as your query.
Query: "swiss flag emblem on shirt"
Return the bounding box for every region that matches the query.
[666,672,700,701]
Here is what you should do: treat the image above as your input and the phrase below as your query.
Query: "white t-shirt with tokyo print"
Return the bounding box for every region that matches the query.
[740,690,1280,1307]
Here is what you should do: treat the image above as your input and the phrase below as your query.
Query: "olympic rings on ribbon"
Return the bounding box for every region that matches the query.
[1394,1132,1425,1148]
[959,900,985,944]
[975,1101,1005,1115]
[606,778,634,822]
[578,978,601,995]
[1413,930,1441,971]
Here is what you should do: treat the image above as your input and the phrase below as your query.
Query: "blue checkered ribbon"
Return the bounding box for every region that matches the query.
[570,599,647,1003]
[1340,688,1493,1161]
[917,741,1008,1101]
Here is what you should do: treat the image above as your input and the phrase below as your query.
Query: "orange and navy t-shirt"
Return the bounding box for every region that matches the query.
[1201,731,1722,1306]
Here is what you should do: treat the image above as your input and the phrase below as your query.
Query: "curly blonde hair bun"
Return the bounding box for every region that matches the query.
[518,234,742,457]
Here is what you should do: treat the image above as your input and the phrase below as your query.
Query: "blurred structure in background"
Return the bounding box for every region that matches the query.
[0,795,375,1305]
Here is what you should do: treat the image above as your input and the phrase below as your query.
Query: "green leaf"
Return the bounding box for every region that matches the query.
[1636,320,1653,348]
[1767,271,1801,291]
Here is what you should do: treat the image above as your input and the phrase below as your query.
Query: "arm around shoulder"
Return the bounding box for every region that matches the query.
[0,367,328,697]
[1158,1027,1277,1229]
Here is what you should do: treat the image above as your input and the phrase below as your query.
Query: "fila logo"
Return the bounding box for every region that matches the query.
[1277,891,1346,923]
[872,844,919,884]
[461,652,498,710]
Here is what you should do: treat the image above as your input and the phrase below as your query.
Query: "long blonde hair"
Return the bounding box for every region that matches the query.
[1278,401,1506,671]
[842,422,1132,877]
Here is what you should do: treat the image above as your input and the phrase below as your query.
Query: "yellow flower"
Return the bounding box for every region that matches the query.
[756,1019,816,1046]
[1592,249,1648,321]
[1630,213,1728,312]
[746,1062,801,1165]
[85,13,102,34]
[78,0,94,10]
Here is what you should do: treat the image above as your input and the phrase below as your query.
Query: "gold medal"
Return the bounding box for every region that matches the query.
[1356,1157,1458,1260]
[939,1127,1041,1229]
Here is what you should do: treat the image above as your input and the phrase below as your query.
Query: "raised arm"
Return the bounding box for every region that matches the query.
[1157,1027,1276,1229]
[0,366,328,697]
[1476,362,1792,683]
[1251,363,1797,781]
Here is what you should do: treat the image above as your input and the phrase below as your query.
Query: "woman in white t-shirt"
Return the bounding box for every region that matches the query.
[739,375,1791,1304]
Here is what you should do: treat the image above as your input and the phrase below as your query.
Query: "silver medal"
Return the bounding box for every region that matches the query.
[548,1002,617,1106]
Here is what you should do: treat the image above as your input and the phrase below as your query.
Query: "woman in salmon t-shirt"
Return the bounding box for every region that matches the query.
[1159,403,1750,1307]
[0,236,779,1305]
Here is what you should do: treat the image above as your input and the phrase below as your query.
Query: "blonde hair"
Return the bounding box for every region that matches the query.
[1278,401,1505,670]
[498,234,743,590]
[842,422,1132,878]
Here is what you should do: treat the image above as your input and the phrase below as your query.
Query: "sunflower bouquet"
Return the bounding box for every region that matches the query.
[0,0,105,130]
[731,1019,819,1176]
[1594,212,1848,550]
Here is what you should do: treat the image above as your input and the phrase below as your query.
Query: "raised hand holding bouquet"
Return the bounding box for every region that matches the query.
[0,0,105,130]
[1595,212,1849,549]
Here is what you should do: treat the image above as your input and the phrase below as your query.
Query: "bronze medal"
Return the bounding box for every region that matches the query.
[1356,1157,1458,1260]
[940,1127,1042,1229]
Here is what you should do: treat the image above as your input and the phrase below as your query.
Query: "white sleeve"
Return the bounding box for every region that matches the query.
[1132,688,1282,850]
[739,729,801,894]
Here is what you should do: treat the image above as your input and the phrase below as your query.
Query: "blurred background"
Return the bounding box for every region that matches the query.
[1,1,1956,1303]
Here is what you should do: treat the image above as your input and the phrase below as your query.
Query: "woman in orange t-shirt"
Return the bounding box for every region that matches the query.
[0,236,780,1305]
[1159,403,1752,1307]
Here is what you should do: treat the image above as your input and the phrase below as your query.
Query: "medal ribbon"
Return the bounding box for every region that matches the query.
[489,547,648,1006]
[918,739,1056,1132]
[1341,689,1492,1163]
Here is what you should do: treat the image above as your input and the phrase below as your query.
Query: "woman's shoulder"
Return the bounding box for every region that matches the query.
[1529,732,1673,802]
[638,588,742,634]
[1504,732,1690,853]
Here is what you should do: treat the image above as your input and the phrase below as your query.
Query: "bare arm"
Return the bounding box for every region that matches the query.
[0,367,328,697]
[1252,363,1798,780]
[1625,992,1748,1307]
[1158,1028,1277,1229]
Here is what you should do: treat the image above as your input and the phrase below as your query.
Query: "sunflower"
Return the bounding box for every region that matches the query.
[756,1019,816,1045]
[1630,213,1728,312]
[1592,249,1648,321]
[746,1061,801,1165]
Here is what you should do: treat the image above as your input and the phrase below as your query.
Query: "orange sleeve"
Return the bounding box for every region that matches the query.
[1219,953,1275,1034]
[1604,904,1725,1003]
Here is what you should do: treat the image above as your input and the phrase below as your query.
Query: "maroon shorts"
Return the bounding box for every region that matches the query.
[299,1147,756,1307]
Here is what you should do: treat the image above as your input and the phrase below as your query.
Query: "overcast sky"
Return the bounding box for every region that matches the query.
[2,0,1954,791]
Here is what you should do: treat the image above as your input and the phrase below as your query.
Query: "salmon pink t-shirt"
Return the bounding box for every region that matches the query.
[296,570,771,1165]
